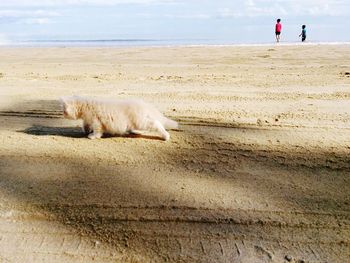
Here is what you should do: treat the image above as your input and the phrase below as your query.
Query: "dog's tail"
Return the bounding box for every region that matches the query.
[162,117,178,130]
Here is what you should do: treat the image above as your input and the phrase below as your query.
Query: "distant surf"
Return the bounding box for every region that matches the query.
[2,39,350,48]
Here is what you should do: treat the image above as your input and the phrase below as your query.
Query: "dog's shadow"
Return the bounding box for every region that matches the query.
[22,125,85,138]
[21,125,165,141]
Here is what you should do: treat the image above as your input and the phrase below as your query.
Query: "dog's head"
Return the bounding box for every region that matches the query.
[60,96,81,120]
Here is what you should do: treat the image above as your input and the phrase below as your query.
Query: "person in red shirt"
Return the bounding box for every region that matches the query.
[275,18,282,42]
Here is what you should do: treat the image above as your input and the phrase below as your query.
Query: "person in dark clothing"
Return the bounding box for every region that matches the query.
[299,25,306,42]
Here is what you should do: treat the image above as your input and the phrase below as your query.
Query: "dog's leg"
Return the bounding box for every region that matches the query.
[129,130,143,135]
[82,120,91,134]
[88,120,103,139]
[148,119,170,141]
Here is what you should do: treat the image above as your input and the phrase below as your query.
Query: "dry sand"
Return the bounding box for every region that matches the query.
[0,45,349,263]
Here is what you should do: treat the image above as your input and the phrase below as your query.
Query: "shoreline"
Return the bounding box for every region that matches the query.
[1,41,350,49]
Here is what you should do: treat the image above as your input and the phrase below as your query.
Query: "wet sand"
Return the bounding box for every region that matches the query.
[0,45,349,262]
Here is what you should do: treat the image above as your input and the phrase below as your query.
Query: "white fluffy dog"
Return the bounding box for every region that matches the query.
[60,96,178,141]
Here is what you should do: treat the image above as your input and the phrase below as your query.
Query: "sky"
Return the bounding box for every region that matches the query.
[0,0,350,44]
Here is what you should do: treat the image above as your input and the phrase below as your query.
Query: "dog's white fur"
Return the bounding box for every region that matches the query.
[60,96,178,140]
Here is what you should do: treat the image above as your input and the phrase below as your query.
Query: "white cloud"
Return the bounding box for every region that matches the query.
[163,13,211,19]
[0,10,60,18]
[0,9,59,25]
[0,0,349,30]
[22,18,52,24]
[212,0,350,18]
[0,0,348,17]
[242,0,349,16]
[0,0,179,6]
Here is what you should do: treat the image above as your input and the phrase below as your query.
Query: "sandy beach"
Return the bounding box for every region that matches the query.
[0,45,349,262]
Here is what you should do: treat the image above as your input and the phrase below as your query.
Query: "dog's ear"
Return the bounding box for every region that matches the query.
[59,96,66,104]
[59,97,70,112]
